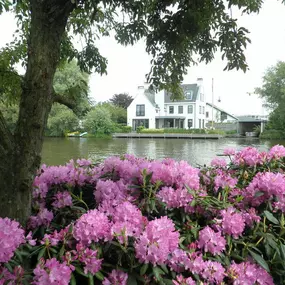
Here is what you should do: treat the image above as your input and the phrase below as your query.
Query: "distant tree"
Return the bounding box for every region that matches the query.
[46,104,80,137]
[83,106,115,135]
[255,61,285,131]
[109,93,133,109]
[101,102,127,124]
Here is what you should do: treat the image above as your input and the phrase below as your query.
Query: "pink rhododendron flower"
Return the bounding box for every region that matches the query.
[198,226,226,255]
[102,269,128,285]
[75,244,102,274]
[268,144,285,160]
[201,260,225,283]
[214,172,237,191]
[135,216,179,265]
[228,261,274,285]
[73,209,112,245]
[243,172,285,207]
[173,275,196,285]
[95,179,128,205]
[28,208,54,229]
[221,208,245,238]
[233,147,262,166]
[211,157,227,168]
[167,249,192,273]
[157,187,193,209]
[0,218,25,263]
[223,148,236,156]
[33,258,72,285]
[52,191,72,209]
[0,266,24,285]
[111,202,144,242]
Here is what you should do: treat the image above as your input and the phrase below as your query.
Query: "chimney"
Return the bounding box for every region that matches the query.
[197,78,203,86]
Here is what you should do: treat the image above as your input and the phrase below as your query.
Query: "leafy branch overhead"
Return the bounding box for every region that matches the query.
[1,0,262,98]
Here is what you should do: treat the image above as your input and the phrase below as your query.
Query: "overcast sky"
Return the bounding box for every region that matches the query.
[1,1,285,116]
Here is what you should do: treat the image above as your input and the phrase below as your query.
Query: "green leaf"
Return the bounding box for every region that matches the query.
[140,263,148,276]
[162,279,174,285]
[127,274,138,285]
[249,250,270,272]
[37,247,46,260]
[280,243,285,260]
[75,266,88,277]
[160,264,169,274]
[95,271,105,281]
[88,274,94,285]
[70,273,76,285]
[153,266,165,281]
[264,210,279,225]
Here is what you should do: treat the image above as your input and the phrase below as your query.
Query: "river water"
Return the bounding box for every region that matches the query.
[42,137,285,166]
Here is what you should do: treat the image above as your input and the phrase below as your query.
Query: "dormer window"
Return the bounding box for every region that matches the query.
[185,90,193,100]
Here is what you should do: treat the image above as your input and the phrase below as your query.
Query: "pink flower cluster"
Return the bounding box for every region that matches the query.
[220,207,245,238]
[73,209,112,244]
[198,226,226,255]
[5,145,284,283]
[33,258,72,285]
[102,269,128,285]
[228,261,274,285]
[111,202,144,243]
[0,218,25,263]
[135,216,179,265]
[75,243,102,274]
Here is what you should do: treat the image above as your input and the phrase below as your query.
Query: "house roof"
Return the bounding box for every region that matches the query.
[206,103,238,120]
[164,84,199,103]
[144,89,156,107]
[236,115,268,122]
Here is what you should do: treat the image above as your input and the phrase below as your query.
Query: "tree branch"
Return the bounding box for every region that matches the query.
[53,91,77,110]
[0,109,13,154]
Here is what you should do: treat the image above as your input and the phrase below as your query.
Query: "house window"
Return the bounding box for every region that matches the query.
[202,119,204,128]
[169,106,174,114]
[136,105,145,116]
[188,119,193,129]
[206,111,209,118]
[185,91,193,100]
[133,119,149,130]
[202,106,205,114]
[199,106,202,114]
[188,105,193,114]
[199,119,201,129]
[178,106,183,114]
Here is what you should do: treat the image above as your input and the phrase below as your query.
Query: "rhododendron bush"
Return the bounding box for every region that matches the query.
[2,145,285,284]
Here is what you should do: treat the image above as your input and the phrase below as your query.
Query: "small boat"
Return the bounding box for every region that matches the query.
[245,132,258,137]
[66,132,88,137]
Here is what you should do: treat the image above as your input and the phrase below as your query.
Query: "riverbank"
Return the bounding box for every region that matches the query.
[112,133,224,139]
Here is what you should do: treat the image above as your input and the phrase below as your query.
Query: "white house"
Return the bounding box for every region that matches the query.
[205,103,238,125]
[127,78,208,130]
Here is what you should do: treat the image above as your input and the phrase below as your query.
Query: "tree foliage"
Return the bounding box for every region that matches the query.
[0,0,273,223]
[109,93,133,109]
[256,61,285,131]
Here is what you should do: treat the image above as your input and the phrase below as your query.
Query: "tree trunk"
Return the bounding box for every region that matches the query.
[0,0,74,225]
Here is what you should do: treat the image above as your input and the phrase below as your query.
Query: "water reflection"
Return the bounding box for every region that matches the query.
[42,137,285,166]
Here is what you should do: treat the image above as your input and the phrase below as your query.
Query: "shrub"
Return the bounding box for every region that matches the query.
[117,125,132,133]
[3,146,285,283]
[83,107,115,135]
[260,129,285,139]
[206,129,225,135]
[136,126,145,133]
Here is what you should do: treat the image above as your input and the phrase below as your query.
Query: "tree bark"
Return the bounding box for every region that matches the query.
[0,0,74,225]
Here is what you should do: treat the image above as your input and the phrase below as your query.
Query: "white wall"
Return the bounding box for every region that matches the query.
[127,87,156,129]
